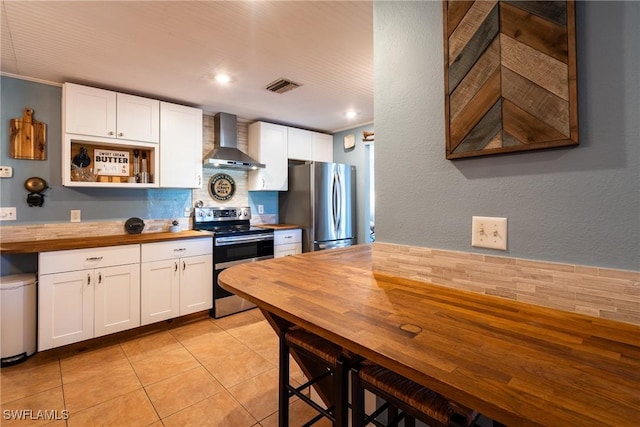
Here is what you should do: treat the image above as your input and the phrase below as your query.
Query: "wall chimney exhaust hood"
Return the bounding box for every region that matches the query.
[203,112,265,170]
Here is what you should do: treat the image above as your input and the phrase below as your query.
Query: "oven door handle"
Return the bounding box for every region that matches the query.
[215,234,274,246]
[215,255,274,270]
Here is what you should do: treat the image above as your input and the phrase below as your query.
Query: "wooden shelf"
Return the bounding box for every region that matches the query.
[63,135,159,188]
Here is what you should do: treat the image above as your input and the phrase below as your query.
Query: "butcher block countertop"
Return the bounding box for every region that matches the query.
[219,245,640,427]
[255,223,300,230]
[0,230,212,254]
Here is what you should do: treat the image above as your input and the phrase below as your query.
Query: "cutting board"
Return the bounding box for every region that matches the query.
[9,108,47,160]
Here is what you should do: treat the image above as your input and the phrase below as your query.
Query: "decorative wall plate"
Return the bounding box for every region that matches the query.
[209,173,236,201]
[343,134,355,150]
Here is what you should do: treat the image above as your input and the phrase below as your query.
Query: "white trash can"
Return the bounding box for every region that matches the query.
[1,273,37,366]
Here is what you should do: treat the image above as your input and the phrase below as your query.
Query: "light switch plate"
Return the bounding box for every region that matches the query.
[0,166,12,178]
[472,216,507,250]
[0,207,16,221]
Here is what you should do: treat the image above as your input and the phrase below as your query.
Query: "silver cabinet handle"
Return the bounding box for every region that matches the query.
[174,261,178,272]
[108,131,114,136]
[86,256,103,261]
[98,272,102,284]
[87,273,91,286]
[182,261,186,271]
[118,132,124,137]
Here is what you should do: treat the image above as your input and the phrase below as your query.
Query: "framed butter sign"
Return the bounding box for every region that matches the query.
[209,173,236,201]
[443,0,578,159]
[94,149,129,176]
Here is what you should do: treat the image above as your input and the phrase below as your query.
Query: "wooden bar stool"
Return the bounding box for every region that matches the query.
[279,327,350,427]
[351,361,479,427]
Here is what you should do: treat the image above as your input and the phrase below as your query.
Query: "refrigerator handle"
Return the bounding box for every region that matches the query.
[333,170,342,234]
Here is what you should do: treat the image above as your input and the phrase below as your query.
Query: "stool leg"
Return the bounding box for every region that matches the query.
[387,406,398,426]
[334,358,347,427]
[278,331,290,427]
[351,367,365,427]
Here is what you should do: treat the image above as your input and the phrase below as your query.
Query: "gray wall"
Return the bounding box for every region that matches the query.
[333,124,374,244]
[0,76,191,223]
[374,1,639,271]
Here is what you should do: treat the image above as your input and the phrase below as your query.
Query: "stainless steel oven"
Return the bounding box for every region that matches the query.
[194,207,274,318]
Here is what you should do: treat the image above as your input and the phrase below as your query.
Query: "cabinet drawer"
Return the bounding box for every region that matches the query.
[275,244,300,258]
[274,229,301,245]
[39,244,140,275]
[142,237,212,262]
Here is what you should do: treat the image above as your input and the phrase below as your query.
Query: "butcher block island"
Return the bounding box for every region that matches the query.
[218,245,640,427]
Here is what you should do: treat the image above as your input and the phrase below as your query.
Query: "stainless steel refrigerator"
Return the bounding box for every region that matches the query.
[279,162,356,252]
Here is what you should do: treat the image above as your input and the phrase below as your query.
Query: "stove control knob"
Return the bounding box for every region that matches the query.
[197,211,204,217]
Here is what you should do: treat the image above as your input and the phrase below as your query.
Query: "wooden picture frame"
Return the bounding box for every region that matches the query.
[443,1,578,159]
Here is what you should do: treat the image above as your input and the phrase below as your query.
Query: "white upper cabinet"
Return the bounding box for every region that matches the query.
[248,121,288,191]
[311,131,333,163]
[116,93,160,143]
[159,102,203,188]
[286,127,333,163]
[64,83,159,143]
[64,83,117,138]
[287,127,313,161]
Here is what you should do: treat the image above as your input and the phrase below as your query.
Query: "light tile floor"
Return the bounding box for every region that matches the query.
[1,309,331,426]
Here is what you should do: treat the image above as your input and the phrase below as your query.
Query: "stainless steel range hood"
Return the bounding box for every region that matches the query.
[203,112,265,170]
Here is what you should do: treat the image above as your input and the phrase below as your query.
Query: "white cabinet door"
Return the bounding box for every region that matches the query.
[38,270,94,351]
[64,83,117,138]
[312,132,334,162]
[116,93,160,143]
[179,254,213,315]
[94,264,141,337]
[159,102,203,188]
[64,83,159,143]
[141,238,212,323]
[288,127,313,161]
[38,245,141,350]
[248,122,288,191]
[140,259,180,325]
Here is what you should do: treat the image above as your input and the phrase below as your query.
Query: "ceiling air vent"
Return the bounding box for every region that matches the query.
[265,78,301,94]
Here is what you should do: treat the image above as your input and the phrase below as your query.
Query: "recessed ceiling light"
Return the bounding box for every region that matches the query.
[345,111,358,119]
[215,73,231,84]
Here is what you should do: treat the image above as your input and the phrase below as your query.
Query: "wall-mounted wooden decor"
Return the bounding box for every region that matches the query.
[443,1,578,159]
[9,108,47,160]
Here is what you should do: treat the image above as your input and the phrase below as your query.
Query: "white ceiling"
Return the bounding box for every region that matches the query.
[1,0,373,133]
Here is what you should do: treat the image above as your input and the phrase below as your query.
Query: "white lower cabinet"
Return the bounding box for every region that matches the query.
[141,238,212,325]
[38,245,140,351]
[274,229,302,258]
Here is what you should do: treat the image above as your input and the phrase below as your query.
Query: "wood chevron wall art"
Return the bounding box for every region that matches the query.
[443,0,578,159]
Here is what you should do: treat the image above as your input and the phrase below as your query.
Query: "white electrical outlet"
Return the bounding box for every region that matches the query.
[70,209,81,223]
[472,216,507,250]
[183,207,191,217]
[258,205,264,214]
[0,207,16,221]
[0,166,13,178]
